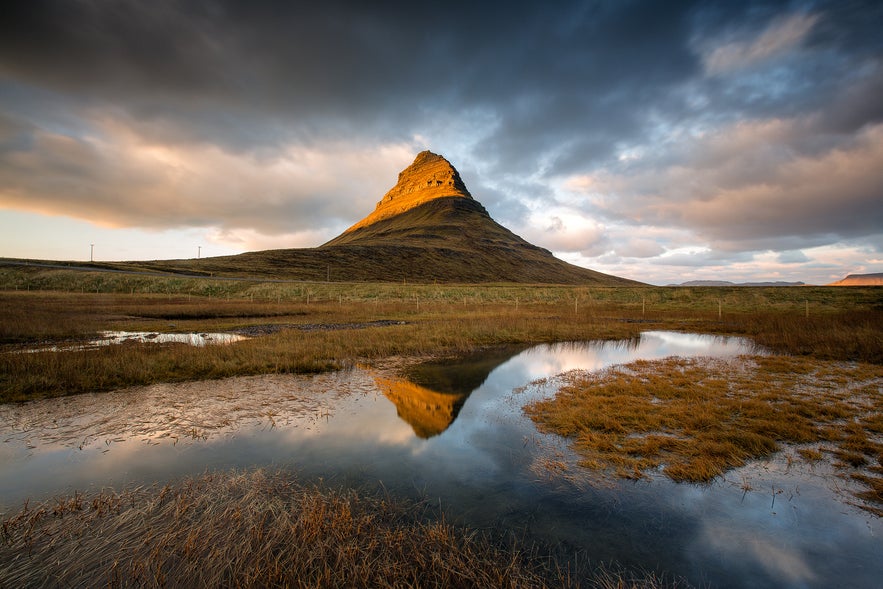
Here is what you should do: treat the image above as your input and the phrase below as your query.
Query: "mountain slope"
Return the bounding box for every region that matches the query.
[318,196,633,284]
[341,150,473,234]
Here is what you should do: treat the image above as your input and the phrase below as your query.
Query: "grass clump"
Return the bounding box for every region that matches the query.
[525,355,883,512]
[0,469,676,588]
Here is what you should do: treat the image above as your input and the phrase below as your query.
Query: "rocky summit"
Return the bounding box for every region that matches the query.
[342,151,472,234]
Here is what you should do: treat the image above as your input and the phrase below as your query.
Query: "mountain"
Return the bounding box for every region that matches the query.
[335,150,474,235]
[828,273,883,286]
[317,151,637,284]
[669,280,806,287]
[170,151,639,285]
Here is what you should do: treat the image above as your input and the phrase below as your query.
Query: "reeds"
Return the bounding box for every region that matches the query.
[0,469,676,588]
[525,355,883,512]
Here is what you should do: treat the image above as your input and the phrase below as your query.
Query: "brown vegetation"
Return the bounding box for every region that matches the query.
[0,290,646,403]
[0,469,676,589]
[0,470,560,588]
[525,355,883,513]
[1,283,881,403]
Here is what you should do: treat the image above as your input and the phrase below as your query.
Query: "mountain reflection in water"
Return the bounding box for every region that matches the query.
[375,377,466,438]
[377,346,528,438]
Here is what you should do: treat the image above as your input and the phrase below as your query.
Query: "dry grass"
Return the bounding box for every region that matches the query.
[0,292,644,403]
[0,469,676,589]
[721,310,883,364]
[1,285,881,403]
[525,355,883,512]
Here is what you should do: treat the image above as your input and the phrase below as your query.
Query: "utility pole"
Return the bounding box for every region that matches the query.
[198,246,201,259]
[90,243,94,262]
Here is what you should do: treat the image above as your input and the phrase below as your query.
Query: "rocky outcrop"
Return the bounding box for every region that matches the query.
[342,151,472,234]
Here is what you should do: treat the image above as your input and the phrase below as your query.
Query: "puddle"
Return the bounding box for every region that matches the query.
[16,330,248,352]
[101,330,247,346]
[1,331,880,588]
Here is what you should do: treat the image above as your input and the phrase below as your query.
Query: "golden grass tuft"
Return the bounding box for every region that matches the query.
[525,355,883,512]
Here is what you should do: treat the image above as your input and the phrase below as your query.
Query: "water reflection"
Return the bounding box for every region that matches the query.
[1,331,879,589]
[17,330,248,353]
[99,331,248,347]
[377,346,528,437]
[375,377,467,438]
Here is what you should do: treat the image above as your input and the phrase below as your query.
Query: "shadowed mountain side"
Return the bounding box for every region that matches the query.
[165,240,631,284]
[319,197,635,285]
[325,197,535,250]
[150,199,638,283]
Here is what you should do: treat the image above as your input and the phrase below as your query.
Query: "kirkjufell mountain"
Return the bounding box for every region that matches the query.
[154,151,640,285]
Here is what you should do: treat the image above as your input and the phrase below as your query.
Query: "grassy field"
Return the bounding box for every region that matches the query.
[526,355,883,514]
[1,266,881,402]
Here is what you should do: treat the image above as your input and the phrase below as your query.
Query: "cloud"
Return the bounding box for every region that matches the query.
[571,119,883,251]
[0,111,417,242]
[514,208,607,255]
[702,12,819,75]
[777,250,810,264]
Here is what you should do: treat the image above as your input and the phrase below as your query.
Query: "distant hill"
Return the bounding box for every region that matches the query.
[669,280,806,287]
[147,151,640,285]
[828,273,883,286]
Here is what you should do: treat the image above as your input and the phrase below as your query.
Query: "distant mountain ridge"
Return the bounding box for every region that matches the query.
[669,280,806,287]
[828,273,883,286]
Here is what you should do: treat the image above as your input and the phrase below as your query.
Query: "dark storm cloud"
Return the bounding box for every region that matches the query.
[0,0,706,152]
[3,0,879,152]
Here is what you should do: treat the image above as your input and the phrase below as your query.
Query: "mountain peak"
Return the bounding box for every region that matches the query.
[343,151,472,233]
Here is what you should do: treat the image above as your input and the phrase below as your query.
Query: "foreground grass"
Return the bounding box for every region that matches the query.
[525,355,883,513]
[0,469,678,589]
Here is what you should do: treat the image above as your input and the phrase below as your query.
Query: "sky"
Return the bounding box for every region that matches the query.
[1,0,882,285]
